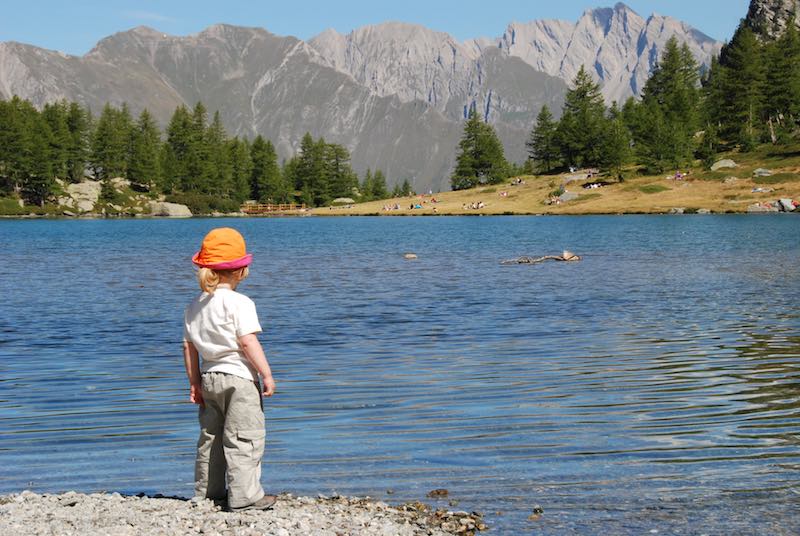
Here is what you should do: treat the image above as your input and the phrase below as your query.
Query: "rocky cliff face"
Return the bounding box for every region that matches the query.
[745,0,800,38]
[472,2,721,103]
[309,22,567,130]
[0,3,722,192]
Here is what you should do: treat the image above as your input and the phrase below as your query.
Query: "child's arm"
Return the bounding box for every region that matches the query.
[239,333,276,397]
[183,340,204,406]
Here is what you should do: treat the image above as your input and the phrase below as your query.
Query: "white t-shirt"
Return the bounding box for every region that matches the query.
[183,284,263,381]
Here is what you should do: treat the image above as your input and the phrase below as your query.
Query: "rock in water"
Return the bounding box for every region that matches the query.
[404,253,418,260]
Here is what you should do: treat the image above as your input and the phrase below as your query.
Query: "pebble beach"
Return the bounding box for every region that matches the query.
[0,491,486,536]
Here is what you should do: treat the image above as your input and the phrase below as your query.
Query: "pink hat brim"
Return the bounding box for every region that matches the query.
[192,252,253,270]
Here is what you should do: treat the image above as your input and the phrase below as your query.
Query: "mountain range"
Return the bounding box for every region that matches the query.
[0,3,721,192]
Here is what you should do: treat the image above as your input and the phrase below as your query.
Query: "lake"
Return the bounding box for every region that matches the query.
[0,215,798,534]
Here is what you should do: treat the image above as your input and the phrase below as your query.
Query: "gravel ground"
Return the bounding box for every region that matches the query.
[0,491,487,536]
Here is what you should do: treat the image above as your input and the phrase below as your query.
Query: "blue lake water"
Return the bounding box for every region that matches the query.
[0,215,798,534]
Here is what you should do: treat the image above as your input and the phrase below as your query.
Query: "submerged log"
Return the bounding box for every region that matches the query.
[501,250,581,265]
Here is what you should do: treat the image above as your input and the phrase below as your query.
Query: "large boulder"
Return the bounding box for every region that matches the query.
[558,191,579,203]
[753,168,773,177]
[57,180,102,213]
[747,202,779,213]
[149,201,192,218]
[778,198,796,212]
[711,159,737,171]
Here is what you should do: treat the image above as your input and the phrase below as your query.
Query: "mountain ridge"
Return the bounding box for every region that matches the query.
[0,3,721,192]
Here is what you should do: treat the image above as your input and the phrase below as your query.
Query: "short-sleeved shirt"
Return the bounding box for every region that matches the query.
[183,284,263,381]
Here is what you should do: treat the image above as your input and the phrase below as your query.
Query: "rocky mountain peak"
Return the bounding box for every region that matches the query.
[745,0,800,38]
[483,3,719,102]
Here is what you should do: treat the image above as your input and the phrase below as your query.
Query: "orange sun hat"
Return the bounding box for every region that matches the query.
[192,227,253,270]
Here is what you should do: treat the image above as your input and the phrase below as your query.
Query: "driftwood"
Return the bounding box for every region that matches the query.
[501,250,581,265]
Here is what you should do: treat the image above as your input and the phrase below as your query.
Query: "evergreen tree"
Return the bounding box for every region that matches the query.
[555,65,606,167]
[42,100,70,180]
[250,135,283,202]
[526,105,559,172]
[185,102,213,192]
[294,133,331,206]
[636,37,701,170]
[91,103,132,180]
[720,25,766,149]
[371,169,389,200]
[763,20,800,141]
[360,168,374,200]
[65,102,91,183]
[228,137,253,202]
[0,97,28,194]
[127,108,162,190]
[450,107,508,190]
[206,111,232,196]
[399,178,413,197]
[164,105,192,191]
[22,105,55,205]
[325,143,358,199]
[600,103,631,177]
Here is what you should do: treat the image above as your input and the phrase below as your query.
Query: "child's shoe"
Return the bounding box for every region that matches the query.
[228,495,276,512]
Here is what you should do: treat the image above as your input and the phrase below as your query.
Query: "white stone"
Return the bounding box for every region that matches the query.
[148,201,192,218]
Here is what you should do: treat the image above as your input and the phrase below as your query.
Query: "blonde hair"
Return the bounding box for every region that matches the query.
[197,266,250,293]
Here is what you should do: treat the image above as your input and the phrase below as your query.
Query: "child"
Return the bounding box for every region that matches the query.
[182,227,277,511]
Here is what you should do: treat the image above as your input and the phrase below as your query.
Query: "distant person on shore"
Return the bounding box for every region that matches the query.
[182,227,277,512]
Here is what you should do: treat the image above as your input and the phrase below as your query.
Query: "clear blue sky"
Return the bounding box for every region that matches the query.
[1,1,750,56]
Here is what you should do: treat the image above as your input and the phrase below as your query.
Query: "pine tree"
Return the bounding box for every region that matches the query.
[185,102,213,192]
[165,105,192,190]
[206,111,232,196]
[526,105,559,172]
[65,102,91,183]
[720,25,766,150]
[127,108,162,190]
[451,109,480,190]
[360,168,374,200]
[42,100,70,180]
[555,65,606,168]
[450,107,508,190]
[91,103,132,181]
[399,178,413,197]
[371,170,389,200]
[325,143,357,199]
[763,20,800,141]
[227,137,253,202]
[294,133,330,206]
[600,103,631,177]
[638,37,701,169]
[0,97,28,194]
[250,135,283,202]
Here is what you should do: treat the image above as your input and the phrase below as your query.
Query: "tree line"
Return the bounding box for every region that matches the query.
[0,98,398,207]
[453,22,800,189]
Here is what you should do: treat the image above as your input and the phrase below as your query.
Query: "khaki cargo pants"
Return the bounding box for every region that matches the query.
[195,372,266,508]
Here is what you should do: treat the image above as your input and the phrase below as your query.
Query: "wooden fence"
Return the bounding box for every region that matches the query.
[240,203,306,214]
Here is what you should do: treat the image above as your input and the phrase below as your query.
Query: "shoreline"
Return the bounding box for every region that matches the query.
[0,491,487,536]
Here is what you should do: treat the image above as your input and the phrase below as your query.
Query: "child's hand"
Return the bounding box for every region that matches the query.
[262,376,276,397]
[190,383,204,406]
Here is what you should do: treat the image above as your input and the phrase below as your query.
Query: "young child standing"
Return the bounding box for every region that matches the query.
[183,227,277,511]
